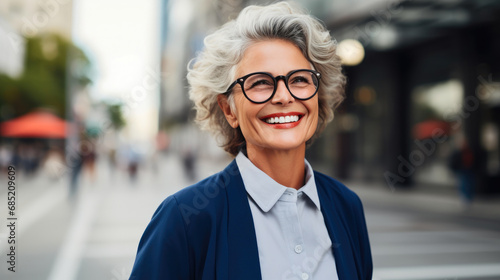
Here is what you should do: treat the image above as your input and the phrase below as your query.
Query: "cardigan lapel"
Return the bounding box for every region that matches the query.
[224,161,262,279]
[316,176,358,279]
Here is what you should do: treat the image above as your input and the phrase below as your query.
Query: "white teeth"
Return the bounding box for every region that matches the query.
[265,115,300,124]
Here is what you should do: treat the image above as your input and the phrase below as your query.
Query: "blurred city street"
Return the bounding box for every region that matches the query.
[355,184,500,280]
[0,152,230,280]
[0,153,499,280]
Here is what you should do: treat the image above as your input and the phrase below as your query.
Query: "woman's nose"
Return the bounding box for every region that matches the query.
[271,80,294,105]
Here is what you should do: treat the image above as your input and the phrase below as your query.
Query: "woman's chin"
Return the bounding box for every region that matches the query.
[251,140,306,153]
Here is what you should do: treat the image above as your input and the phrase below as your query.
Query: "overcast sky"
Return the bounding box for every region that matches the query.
[73,0,161,143]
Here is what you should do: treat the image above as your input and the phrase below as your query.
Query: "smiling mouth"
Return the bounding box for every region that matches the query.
[265,115,300,124]
[261,113,304,124]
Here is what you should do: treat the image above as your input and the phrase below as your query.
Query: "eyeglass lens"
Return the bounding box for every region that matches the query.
[242,70,319,103]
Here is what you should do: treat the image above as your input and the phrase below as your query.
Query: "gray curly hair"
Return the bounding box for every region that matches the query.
[187,1,345,156]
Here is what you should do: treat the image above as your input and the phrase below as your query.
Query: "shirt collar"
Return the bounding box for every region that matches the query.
[235,152,321,212]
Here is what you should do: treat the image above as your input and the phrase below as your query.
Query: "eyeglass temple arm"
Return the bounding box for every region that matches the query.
[224,80,240,95]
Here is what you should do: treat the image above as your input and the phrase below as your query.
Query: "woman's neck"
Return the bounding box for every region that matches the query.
[245,144,306,190]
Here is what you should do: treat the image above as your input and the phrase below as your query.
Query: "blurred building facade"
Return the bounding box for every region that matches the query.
[159,0,260,123]
[0,0,73,37]
[305,0,500,194]
[158,0,500,194]
[0,0,97,179]
[0,18,24,78]
[0,0,77,120]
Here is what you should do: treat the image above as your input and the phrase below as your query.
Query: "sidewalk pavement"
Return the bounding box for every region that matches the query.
[347,179,500,225]
[2,152,497,280]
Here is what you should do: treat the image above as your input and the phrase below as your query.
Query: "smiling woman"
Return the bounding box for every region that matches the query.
[130,2,372,280]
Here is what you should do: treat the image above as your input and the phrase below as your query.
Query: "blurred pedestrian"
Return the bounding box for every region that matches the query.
[181,148,197,182]
[82,142,97,183]
[0,144,13,173]
[448,140,476,205]
[108,147,117,174]
[69,154,83,198]
[125,144,140,182]
[69,119,86,198]
[82,125,100,183]
[131,2,372,279]
[23,143,36,174]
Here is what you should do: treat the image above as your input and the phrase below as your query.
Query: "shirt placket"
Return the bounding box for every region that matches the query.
[276,189,312,280]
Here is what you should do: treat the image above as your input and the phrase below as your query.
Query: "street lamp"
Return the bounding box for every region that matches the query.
[337,39,365,66]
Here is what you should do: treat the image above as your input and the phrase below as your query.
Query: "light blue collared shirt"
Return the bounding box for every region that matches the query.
[235,152,338,280]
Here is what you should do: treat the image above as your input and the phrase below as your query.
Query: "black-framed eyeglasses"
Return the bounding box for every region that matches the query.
[224,69,321,104]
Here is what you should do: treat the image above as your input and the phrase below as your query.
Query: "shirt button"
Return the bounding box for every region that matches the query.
[294,244,303,254]
[301,272,309,280]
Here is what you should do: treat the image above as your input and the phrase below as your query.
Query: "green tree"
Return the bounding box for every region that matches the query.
[106,102,126,130]
[0,33,92,121]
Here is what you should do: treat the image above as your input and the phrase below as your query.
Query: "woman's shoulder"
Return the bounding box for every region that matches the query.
[155,160,241,225]
[131,166,240,280]
[172,160,239,205]
[312,170,363,206]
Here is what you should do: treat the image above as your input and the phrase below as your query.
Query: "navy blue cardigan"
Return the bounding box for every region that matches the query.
[130,160,372,279]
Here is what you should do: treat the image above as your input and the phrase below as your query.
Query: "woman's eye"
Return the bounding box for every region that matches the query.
[290,76,310,84]
[249,79,273,89]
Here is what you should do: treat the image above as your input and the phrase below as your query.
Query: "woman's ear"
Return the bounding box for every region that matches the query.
[217,94,239,128]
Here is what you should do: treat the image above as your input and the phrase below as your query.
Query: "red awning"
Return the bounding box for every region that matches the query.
[0,110,69,139]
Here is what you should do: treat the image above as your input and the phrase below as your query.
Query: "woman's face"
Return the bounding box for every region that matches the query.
[221,39,319,153]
